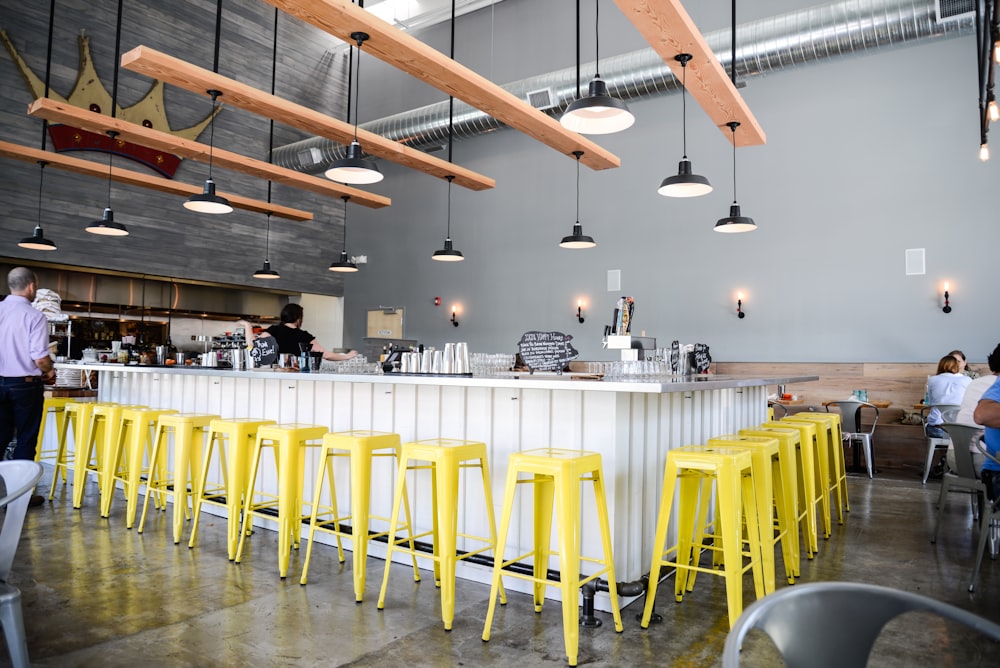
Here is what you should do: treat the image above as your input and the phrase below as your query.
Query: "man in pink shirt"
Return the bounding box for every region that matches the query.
[0,267,55,506]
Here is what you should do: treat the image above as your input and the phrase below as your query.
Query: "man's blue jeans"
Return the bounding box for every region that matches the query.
[0,377,45,461]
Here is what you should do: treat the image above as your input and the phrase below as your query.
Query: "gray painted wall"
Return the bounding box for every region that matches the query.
[1,1,997,362]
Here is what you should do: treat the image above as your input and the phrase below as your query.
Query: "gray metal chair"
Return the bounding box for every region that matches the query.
[722,581,1000,668]
[969,439,1000,592]
[931,423,986,543]
[828,400,879,478]
[923,403,961,484]
[0,460,44,668]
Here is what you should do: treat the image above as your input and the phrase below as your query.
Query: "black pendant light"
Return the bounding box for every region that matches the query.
[18,0,57,250]
[19,161,57,251]
[560,151,596,249]
[185,0,232,214]
[86,130,129,236]
[658,54,712,198]
[325,31,383,185]
[561,0,634,135]
[253,8,281,279]
[433,1,464,262]
[329,195,359,273]
[184,89,233,214]
[715,1,756,233]
[86,0,129,235]
[714,121,757,233]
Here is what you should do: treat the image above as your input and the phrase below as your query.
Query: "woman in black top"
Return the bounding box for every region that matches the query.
[239,304,358,360]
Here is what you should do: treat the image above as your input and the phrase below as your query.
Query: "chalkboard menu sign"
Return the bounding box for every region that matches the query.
[250,336,278,366]
[517,331,579,373]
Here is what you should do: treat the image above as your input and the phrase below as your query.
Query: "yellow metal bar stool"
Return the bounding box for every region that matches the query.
[234,423,328,578]
[763,419,831,541]
[640,444,764,630]
[482,448,623,667]
[36,396,72,470]
[300,430,420,600]
[138,413,220,544]
[47,398,97,501]
[739,428,804,565]
[101,407,178,527]
[377,438,502,631]
[784,412,848,520]
[708,434,796,591]
[189,418,275,560]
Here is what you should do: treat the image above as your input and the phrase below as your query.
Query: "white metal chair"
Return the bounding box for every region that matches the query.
[722,581,1000,668]
[829,400,879,478]
[0,460,44,668]
[931,423,986,543]
[923,404,960,484]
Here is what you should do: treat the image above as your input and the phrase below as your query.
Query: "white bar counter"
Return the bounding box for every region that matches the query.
[60,363,816,610]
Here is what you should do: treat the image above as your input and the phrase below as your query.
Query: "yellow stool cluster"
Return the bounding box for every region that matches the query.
[102,407,178,527]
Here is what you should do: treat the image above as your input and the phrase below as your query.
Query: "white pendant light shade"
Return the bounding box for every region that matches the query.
[18,226,57,250]
[86,207,129,236]
[561,77,635,135]
[325,141,383,184]
[184,178,233,214]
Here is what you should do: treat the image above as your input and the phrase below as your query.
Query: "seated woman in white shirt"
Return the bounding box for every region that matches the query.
[926,354,973,438]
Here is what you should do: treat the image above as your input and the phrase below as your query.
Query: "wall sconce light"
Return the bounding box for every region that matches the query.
[737,292,746,319]
[451,305,460,327]
[942,282,952,314]
[434,296,442,306]
[576,300,585,323]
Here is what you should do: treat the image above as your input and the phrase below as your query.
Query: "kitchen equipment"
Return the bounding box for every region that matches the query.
[231,348,248,370]
[202,351,218,367]
[455,342,470,374]
[420,350,432,373]
[175,352,186,364]
[432,350,444,374]
[82,348,99,362]
[155,346,168,365]
[443,343,455,374]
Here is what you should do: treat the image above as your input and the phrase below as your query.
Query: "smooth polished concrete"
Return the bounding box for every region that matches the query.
[6,470,1000,667]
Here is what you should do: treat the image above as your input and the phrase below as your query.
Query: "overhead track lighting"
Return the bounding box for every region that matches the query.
[18,161,56,251]
[560,0,634,135]
[329,195,359,273]
[714,121,757,233]
[326,32,383,185]
[184,89,233,214]
[560,151,596,249]
[659,53,712,197]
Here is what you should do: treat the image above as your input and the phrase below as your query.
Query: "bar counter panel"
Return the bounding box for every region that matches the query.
[62,364,816,609]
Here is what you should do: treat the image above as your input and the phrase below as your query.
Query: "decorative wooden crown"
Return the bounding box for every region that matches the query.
[1,29,218,178]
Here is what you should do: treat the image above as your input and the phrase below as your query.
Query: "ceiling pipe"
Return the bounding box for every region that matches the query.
[272,0,974,172]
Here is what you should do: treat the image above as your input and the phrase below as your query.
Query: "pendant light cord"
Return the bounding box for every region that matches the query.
[731,126,738,204]
[104,0,125,208]
[681,60,688,159]
[39,0,55,149]
[264,6,279,263]
[446,176,453,238]
[36,162,47,224]
[575,0,581,98]
[594,0,601,78]
[352,38,363,143]
[575,152,581,222]
[445,0,456,241]
[341,196,351,253]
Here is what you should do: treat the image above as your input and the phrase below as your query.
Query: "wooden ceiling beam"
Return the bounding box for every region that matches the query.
[263,0,621,170]
[27,97,392,209]
[120,45,496,191]
[0,140,314,221]
[613,0,766,147]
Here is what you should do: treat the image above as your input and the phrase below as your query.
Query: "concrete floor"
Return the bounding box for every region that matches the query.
[6,470,1000,667]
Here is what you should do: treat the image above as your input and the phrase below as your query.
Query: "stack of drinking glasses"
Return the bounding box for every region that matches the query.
[471,353,516,377]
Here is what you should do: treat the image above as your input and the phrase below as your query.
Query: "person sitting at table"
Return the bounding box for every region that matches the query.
[949,349,981,379]
[925,354,972,438]
[946,344,1000,472]
[237,304,358,361]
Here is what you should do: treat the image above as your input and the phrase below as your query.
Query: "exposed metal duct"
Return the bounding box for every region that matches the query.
[272,0,975,173]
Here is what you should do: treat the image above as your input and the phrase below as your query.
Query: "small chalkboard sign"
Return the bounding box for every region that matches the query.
[517,331,579,373]
[250,336,278,366]
[693,343,712,373]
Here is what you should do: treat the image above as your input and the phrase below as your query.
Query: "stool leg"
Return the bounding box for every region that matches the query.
[797,443,819,556]
[122,421,149,528]
[48,411,75,500]
[138,425,166,534]
[483,462,519,643]
[476,455,505,605]
[751,456,776,595]
[235,438,266,564]
[276,437,299,578]
[554,467,581,667]
[676,474,707,598]
[300,449,337,586]
[717,459,744,627]
[772,458,797,583]
[100,420,126,517]
[532,474,554,613]
[70,413,90,509]
[590,468,623,633]
[349,449,371,600]
[435,457,460,630]
[641,460,678,629]
[189,430,218,549]
[741,469,765,602]
[377,455,413,610]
